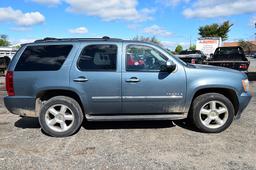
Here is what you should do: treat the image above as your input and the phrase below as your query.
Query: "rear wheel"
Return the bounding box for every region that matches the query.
[39,96,84,137]
[191,93,235,133]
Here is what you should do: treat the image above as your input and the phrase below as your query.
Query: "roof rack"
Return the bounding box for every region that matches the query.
[34,36,123,43]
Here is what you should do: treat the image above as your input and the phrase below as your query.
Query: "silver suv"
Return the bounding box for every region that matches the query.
[4,37,252,137]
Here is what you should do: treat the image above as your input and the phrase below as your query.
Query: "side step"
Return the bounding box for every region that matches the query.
[86,113,187,121]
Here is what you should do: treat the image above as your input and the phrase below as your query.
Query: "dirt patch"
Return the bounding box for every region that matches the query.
[0,96,255,169]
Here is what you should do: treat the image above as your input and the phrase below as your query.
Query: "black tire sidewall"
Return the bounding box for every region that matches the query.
[192,93,235,133]
[39,96,83,137]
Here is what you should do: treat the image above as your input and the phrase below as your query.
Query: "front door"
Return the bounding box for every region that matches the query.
[122,44,186,114]
[70,43,122,115]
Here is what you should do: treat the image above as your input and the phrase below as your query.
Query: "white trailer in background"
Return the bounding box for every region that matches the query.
[196,37,222,58]
[0,47,18,74]
[0,47,18,59]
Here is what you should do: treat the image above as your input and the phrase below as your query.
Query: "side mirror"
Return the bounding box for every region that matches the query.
[161,59,176,72]
[209,53,214,59]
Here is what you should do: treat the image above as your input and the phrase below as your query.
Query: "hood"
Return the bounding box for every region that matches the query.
[176,54,201,58]
[185,64,248,81]
[190,64,243,74]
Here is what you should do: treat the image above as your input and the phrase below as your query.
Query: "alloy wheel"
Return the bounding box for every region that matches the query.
[199,100,229,129]
[45,104,74,132]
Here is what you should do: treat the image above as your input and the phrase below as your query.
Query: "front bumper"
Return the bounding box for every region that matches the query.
[236,92,252,119]
[4,96,37,117]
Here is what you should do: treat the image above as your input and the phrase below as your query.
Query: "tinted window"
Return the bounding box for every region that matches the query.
[215,47,244,55]
[78,45,117,71]
[126,45,167,71]
[15,45,72,71]
[214,47,245,61]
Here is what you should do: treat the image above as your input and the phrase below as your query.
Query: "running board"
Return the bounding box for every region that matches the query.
[86,113,187,121]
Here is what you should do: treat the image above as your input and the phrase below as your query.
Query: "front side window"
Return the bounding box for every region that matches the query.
[15,45,73,71]
[77,45,117,71]
[126,45,168,71]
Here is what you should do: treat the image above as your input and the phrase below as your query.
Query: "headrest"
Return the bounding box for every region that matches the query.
[94,53,111,65]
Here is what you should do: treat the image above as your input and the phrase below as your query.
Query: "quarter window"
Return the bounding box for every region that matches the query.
[15,45,73,71]
[126,45,168,71]
[78,45,117,71]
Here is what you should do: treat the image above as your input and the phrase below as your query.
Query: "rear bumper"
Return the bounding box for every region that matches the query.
[236,92,252,119]
[4,96,37,117]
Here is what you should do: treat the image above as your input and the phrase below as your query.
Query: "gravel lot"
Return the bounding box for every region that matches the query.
[0,78,256,170]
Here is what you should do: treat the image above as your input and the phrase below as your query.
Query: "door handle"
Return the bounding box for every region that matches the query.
[126,77,140,83]
[73,77,88,82]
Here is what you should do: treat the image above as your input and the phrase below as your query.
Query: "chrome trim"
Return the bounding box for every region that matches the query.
[92,96,183,100]
[92,96,121,100]
[122,96,183,99]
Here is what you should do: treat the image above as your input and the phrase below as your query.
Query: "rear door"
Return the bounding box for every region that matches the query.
[70,42,122,115]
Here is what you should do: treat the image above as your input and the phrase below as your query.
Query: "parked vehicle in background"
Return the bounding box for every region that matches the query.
[204,46,250,72]
[196,37,222,58]
[252,53,256,58]
[0,47,18,75]
[175,50,207,64]
[4,37,252,137]
[0,56,10,75]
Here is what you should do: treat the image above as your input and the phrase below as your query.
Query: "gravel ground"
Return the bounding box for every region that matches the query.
[248,58,256,72]
[0,78,256,170]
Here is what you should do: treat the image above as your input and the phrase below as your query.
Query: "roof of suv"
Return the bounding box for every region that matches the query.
[33,36,149,45]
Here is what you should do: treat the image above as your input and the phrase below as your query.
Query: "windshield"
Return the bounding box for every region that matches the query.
[158,46,188,66]
[160,47,188,66]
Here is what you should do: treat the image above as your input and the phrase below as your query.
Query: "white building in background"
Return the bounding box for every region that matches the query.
[0,47,18,59]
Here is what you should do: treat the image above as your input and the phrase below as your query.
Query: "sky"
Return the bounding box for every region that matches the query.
[0,0,256,49]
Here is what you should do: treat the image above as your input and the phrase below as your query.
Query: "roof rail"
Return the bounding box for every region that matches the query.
[43,37,59,41]
[34,36,122,43]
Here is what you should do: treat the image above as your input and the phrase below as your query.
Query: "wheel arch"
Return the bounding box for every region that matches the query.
[35,89,85,116]
[189,87,239,115]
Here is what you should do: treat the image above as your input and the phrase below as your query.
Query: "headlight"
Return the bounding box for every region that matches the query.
[242,79,250,92]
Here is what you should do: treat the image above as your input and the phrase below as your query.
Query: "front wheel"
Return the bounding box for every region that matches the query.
[39,96,84,137]
[191,93,235,133]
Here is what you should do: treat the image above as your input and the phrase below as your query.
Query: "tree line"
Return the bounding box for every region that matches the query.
[2,20,252,54]
[0,34,10,46]
[132,21,234,53]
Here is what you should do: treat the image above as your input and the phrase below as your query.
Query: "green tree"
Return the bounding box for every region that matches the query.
[14,45,21,49]
[133,35,162,46]
[239,40,253,54]
[175,45,183,53]
[189,44,196,51]
[198,21,233,41]
[0,34,10,46]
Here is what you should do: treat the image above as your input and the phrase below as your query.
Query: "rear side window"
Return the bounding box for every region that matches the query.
[77,45,117,71]
[15,45,73,71]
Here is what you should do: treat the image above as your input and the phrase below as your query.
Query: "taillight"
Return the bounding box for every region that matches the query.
[6,71,15,96]
[239,64,248,70]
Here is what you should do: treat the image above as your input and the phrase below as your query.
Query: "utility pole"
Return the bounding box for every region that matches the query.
[189,34,192,50]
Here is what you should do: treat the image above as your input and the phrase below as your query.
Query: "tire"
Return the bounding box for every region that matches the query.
[39,96,84,137]
[191,93,235,133]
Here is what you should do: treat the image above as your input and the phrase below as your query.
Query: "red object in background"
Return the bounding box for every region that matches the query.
[239,64,248,70]
[6,71,15,96]
[191,59,196,64]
